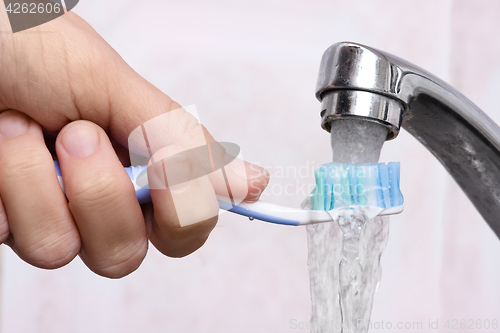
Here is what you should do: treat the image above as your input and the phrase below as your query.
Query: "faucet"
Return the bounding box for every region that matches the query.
[316,42,500,238]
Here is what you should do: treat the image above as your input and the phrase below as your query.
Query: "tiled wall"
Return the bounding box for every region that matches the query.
[1,1,499,332]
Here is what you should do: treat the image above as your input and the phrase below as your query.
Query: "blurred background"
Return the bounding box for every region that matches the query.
[1,0,500,332]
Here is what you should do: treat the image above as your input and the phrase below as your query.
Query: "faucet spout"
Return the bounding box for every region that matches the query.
[316,42,500,238]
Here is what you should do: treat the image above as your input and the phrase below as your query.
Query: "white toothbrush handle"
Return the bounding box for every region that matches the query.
[217,199,334,226]
[54,162,402,226]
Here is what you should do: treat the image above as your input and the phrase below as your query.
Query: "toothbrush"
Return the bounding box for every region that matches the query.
[53,161,403,226]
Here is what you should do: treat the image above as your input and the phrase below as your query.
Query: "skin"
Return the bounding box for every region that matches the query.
[0,10,269,278]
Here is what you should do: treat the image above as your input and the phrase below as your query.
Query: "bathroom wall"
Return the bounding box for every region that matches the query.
[1,0,500,332]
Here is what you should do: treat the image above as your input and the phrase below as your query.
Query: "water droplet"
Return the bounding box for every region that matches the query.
[249,217,254,221]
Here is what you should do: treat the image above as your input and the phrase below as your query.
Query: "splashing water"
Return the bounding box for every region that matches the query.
[306,119,390,333]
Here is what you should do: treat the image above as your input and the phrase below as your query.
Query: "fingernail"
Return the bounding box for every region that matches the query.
[155,154,192,192]
[229,160,268,182]
[227,161,269,202]
[60,122,99,158]
[0,112,30,138]
[247,163,269,181]
[246,164,270,201]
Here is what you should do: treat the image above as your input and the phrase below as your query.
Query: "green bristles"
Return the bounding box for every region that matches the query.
[309,162,403,211]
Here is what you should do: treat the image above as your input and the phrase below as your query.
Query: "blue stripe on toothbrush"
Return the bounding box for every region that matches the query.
[135,186,152,204]
[55,162,153,204]
[125,165,151,204]
[54,161,62,177]
[217,200,300,226]
[54,161,299,225]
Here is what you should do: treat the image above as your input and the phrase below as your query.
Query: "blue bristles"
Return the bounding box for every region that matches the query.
[388,162,403,207]
[310,162,403,211]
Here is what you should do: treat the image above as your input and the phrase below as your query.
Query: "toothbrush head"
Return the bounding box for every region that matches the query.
[309,162,404,220]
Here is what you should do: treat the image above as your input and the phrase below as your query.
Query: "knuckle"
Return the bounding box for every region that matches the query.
[177,110,201,134]
[0,149,49,183]
[163,108,206,146]
[68,172,125,211]
[180,119,205,145]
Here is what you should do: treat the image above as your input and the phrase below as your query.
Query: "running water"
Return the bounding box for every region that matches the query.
[306,119,390,333]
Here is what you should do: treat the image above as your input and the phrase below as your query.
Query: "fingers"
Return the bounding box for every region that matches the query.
[56,120,148,278]
[213,156,270,203]
[0,111,80,268]
[145,146,219,257]
[144,148,269,258]
[129,106,269,257]
[0,113,148,277]
[244,161,270,202]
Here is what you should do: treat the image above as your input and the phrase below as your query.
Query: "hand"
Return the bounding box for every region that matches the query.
[0,10,269,278]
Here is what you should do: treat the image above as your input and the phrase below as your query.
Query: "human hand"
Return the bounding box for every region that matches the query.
[0,10,269,277]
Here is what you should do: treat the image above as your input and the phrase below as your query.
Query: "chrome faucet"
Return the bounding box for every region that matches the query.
[316,42,500,238]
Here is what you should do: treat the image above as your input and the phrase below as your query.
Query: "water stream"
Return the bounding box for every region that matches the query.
[306,119,390,333]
